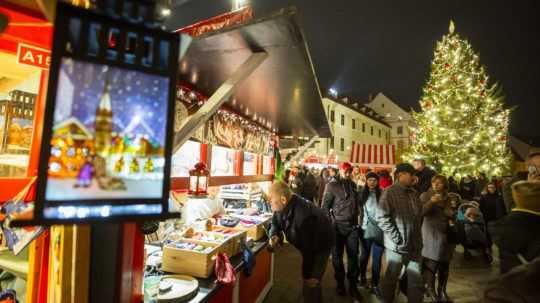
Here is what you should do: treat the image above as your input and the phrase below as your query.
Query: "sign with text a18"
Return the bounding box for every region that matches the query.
[17,43,51,69]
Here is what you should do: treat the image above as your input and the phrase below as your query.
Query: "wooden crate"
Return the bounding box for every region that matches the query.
[233,217,271,241]
[162,240,219,278]
[207,227,247,256]
[183,231,235,257]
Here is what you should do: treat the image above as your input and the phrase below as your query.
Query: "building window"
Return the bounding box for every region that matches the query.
[382,103,385,108]
[330,137,334,149]
[397,126,403,135]
[352,119,356,129]
[330,110,335,122]
[341,114,345,126]
[371,126,374,136]
[340,138,345,152]
[362,123,365,133]
[352,140,355,147]
[379,129,381,138]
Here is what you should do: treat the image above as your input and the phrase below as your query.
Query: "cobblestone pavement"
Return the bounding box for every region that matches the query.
[264,244,498,303]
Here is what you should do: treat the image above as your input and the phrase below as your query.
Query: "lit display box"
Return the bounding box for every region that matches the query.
[32,3,179,224]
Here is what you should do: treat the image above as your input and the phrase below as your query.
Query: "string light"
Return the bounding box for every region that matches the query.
[403,22,511,177]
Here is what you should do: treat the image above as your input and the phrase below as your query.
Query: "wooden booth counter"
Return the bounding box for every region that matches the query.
[145,239,273,303]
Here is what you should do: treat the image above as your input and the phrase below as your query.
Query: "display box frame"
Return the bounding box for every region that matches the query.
[28,3,179,225]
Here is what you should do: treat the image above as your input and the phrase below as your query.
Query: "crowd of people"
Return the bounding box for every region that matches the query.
[268,151,540,303]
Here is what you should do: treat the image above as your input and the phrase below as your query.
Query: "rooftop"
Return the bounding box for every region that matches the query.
[324,95,391,127]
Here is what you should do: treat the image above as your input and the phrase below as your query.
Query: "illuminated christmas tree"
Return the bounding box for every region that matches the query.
[144,158,154,173]
[404,21,511,177]
[114,156,124,173]
[129,158,140,174]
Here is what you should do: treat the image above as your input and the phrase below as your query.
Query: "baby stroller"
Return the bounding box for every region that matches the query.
[455,201,493,263]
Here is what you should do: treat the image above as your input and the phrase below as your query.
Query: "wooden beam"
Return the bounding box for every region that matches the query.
[173,51,268,154]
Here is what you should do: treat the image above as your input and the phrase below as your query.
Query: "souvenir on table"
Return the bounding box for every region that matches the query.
[32,3,179,223]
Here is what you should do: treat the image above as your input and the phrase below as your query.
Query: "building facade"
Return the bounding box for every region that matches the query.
[366,93,413,161]
[311,96,391,163]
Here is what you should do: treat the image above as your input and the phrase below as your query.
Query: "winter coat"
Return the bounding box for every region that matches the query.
[270,194,335,277]
[479,192,507,222]
[490,211,540,274]
[375,183,423,259]
[415,167,436,194]
[420,189,456,261]
[448,179,459,194]
[460,179,476,201]
[301,172,318,202]
[322,178,361,225]
[475,177,489,198]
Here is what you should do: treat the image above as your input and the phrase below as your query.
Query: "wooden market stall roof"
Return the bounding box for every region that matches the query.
[176,7,331,139]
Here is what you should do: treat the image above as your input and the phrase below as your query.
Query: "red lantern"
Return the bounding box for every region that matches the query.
[189,162,210,196]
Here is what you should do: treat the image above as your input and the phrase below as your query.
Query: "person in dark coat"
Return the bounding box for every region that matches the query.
[269,182,335,303]
[460,175,476,201]
[448,176,459,194]
[475,173,489,199]
[479,182,507,250]
[490,180,540,274]
[420,175,456,303]
[301,167,318,202]
[318,168,330,207]
[322,162,363,299]
[413,159,437,194]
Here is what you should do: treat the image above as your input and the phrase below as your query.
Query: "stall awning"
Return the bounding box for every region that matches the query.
[351,144,396,167]
[177,7,330,138]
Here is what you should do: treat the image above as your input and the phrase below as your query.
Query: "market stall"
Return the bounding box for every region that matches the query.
[350,143,397,172]
[139,6,330,303]
[0,2,52,302]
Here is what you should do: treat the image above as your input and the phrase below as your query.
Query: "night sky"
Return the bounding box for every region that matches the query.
[55,58,170,143]
[166,0,540,138]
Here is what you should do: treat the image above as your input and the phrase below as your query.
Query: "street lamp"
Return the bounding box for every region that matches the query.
[233,0,249,11]
[329,88,338,98]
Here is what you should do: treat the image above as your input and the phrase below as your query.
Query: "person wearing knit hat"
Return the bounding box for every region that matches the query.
[322,161,363,299]
[490,180,540,274]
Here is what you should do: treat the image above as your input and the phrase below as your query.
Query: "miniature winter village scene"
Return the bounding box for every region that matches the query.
[45,58,170,200]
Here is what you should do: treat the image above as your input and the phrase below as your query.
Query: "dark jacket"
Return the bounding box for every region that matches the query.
[420,190,455,261]
[301,172,318,202]
[460,178,476,201]
[490,211,540,274]
[415,167,436,194]
[270,194,335,277]
[448,179,459,194]
[479,192,507,222]
[322,178,361,225]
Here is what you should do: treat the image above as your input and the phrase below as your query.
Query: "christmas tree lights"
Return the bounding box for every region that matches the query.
[404,21,511,177]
